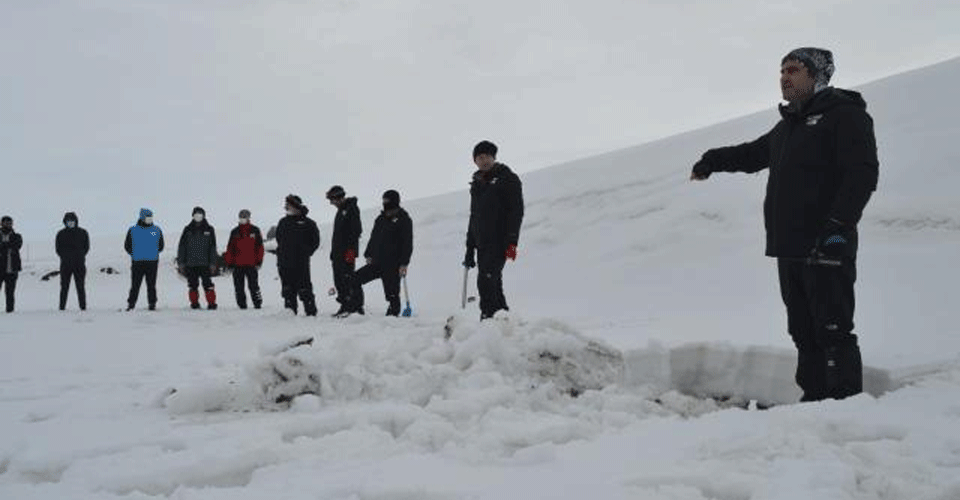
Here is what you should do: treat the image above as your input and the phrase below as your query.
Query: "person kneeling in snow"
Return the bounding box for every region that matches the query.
[177,206,219,310]
[347,190,412,317]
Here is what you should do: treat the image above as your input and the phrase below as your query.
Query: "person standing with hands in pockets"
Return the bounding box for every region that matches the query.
[224,209,264,309]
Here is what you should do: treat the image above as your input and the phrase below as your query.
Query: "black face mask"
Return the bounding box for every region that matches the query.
[383,201,398,211]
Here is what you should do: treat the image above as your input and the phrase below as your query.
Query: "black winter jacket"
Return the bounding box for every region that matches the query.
[56,224,90,268]
[177,220,219,267]
[702,88,879,257]
[466,163,524,251]
[365,208,412,267]
[276,209,321,267]
[0,229,23,274]
[330,197,362,261]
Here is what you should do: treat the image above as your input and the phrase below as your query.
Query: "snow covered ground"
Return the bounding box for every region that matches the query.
[2,57,960,499]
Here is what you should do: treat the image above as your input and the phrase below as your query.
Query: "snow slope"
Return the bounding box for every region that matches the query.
[1,57,960,499]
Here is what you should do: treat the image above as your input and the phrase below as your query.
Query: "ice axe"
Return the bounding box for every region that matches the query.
[461,266,477,309]
[402,276,412,317]
[461,266,469,309]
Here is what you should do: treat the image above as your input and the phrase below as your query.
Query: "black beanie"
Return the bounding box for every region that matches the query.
[382,189,400,209]
[63,212,78,224]
[286,194,304,210]
[782,47,835,91]
[326,185,346,200]
[192,206,206,216]
[473,140,498,159]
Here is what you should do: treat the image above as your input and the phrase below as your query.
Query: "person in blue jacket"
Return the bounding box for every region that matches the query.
[124,208,165,311]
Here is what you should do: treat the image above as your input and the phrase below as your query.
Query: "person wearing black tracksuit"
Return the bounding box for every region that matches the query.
[0,216,23,313]
[350,190,412,317]
[463,141,525,320]
[177,207,219,310]
[56,212,90,311]
[691,48,879,402]
[325,185,362,317]
[276,194,320,316]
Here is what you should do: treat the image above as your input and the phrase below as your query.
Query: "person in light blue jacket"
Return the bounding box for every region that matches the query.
[123,208,164,310]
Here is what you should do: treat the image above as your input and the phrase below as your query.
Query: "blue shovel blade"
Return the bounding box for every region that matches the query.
[402,302,412,317]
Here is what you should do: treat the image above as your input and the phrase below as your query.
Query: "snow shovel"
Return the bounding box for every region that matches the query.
[402,276,412,317]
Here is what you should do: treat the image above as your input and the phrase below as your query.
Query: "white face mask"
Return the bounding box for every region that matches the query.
[238,218,249,225]
[286,208,297,216]
[193,214,204,222]
[143,217,153,225]
[66,221,76,228]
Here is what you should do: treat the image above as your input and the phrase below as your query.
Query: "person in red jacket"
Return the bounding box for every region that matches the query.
[224,209,265,309]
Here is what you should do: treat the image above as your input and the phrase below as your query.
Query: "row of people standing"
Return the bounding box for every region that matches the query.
[1,140,525,320]
[117,191,415,317]
[126,206,266,312]
[121,205,270,312]
[323,139,525,320]
[0,214,88,313]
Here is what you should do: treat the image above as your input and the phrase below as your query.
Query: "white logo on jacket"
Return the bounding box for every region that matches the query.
[806,114,823,126]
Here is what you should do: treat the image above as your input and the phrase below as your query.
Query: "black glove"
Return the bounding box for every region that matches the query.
[813,219,855,259]
[691,151,720,180]
[691,160,714,180]
[463,247,476,269]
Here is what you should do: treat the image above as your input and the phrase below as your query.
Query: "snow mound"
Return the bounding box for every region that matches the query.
[165,315,894,418]
[166,314,626,413]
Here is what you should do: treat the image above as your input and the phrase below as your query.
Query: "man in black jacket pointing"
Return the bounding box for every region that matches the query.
[691,48,879,402]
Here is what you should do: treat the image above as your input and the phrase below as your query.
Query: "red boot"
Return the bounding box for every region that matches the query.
[189,289,200,310]
[205,288,218,310]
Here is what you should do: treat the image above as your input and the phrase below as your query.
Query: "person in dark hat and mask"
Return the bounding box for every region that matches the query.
[276,194,320,316]
[463,140,525,320]
[55,212,90,310]
[177,206,219,310]
[690,47,879,402]
[0,215,23,313]
[224,209,264,309]
[124,208,165,311]
[347,189,412,317]
[325,185,363,317]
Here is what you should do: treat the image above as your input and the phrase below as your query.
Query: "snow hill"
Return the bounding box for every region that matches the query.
[1,57,959,499]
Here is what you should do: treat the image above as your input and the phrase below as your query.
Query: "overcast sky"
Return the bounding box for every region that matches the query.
[2,0,958,237]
